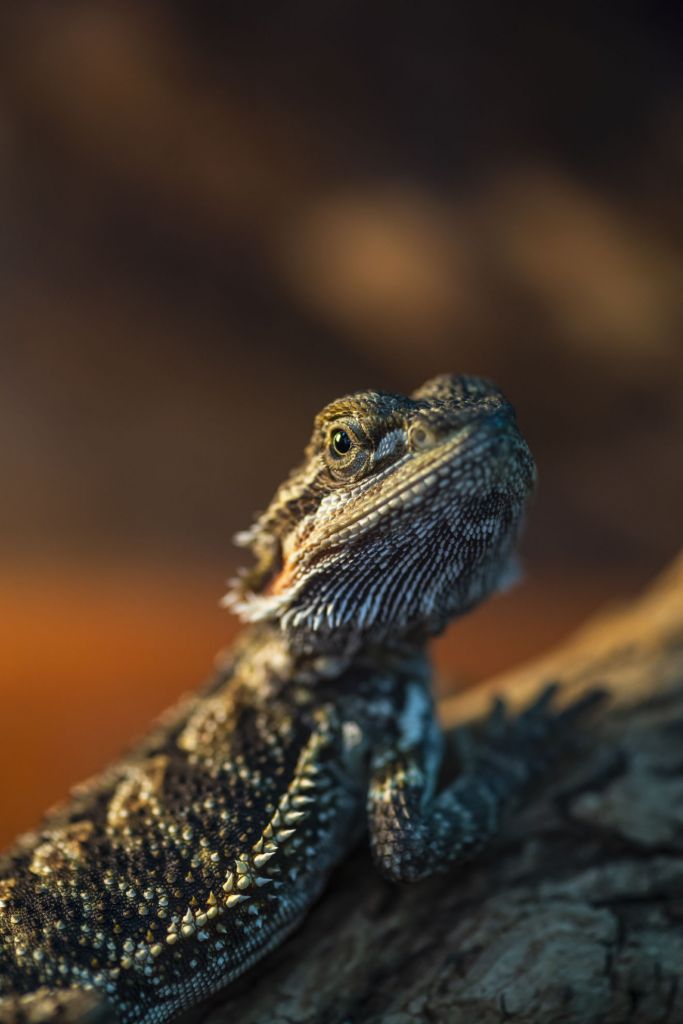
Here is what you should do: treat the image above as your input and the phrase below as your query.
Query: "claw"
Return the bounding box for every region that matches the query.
[524,682,560,718]
[486,696,508,736]
[556,687,609,725]
[452,726,475,771]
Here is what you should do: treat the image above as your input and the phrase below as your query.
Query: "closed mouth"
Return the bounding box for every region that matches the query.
[310,426,505,548]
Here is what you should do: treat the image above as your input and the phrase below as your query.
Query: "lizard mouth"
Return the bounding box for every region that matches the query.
[228,414,534,626]
[239,430,485,606]
[307,421,532,549]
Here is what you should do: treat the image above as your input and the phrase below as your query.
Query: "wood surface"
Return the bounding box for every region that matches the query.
[187,551,683,1024]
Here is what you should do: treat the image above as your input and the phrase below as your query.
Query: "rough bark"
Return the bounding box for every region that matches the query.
[188,553,683,1024]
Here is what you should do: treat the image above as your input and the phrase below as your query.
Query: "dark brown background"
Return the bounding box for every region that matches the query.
[1,2,682,849]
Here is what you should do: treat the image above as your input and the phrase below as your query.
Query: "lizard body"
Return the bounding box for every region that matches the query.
[0,375,588,1023]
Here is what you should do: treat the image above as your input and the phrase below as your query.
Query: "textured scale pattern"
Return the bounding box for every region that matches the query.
[0,375,595,1024]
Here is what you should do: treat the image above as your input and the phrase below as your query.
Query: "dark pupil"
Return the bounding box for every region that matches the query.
[332,429,352,455]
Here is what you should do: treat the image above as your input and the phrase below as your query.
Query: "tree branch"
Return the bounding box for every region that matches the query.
[190,552,683,1024]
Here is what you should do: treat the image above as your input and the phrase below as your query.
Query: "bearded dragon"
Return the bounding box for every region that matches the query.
[0,374,596,1023]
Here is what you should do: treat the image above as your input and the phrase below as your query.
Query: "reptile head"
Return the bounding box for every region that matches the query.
[224,374,536,653]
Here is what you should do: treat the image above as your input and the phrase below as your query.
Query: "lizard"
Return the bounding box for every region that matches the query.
[0,373,599,1024]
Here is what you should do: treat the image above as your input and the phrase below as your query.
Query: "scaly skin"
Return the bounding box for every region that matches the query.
[0,375,590,1023]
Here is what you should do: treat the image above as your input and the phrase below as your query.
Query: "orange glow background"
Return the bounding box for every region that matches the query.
[0,3,682,850]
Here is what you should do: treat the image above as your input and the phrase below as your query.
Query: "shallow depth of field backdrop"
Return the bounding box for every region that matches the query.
[0,3,682,849]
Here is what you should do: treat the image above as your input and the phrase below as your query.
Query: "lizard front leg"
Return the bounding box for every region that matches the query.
[367,685,603,883]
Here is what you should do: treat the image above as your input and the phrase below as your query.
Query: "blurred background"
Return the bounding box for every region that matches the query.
[1,2,682,848]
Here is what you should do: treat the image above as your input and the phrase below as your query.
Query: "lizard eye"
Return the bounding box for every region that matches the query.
[331,429,352,456]
[322,418,370,481]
